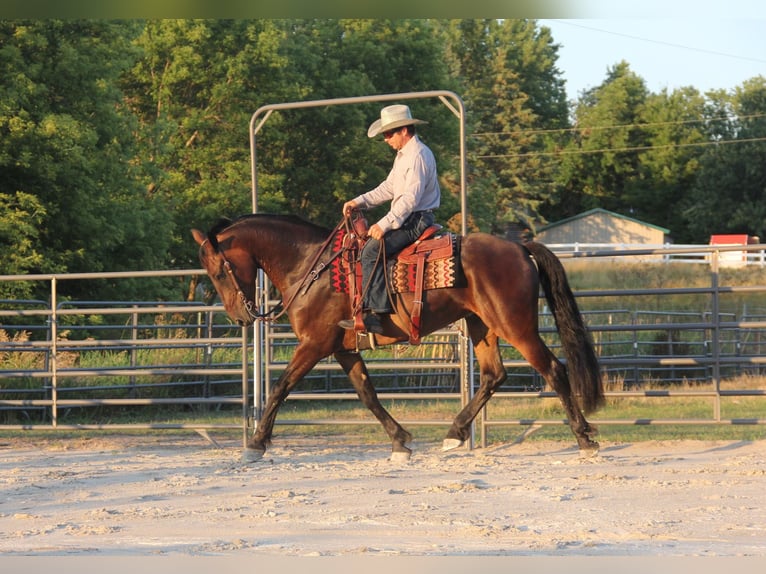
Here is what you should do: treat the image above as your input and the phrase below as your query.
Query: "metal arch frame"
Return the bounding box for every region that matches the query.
[249,90,467,233]
[247,91,473,445]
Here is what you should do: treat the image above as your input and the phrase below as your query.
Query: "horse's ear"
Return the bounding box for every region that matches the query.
[191,228,207,246]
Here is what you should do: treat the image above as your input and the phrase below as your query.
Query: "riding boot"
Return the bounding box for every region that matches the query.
[361,312,384,334]
[338,312,384,334]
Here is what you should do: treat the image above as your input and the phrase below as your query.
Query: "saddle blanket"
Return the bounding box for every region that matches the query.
[330,230,461,294]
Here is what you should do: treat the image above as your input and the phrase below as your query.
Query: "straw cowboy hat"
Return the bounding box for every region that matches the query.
[367,104,427,138]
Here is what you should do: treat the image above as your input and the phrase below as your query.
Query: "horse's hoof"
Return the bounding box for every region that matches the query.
[242,448,265,464]
[442,438,464,452]
[390,450,412,463]
[579,444,600,458]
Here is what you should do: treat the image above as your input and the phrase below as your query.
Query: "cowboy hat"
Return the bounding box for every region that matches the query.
[367,104,427,138]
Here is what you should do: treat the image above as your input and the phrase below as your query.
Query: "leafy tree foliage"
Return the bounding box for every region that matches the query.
[123,20,268,254]
[123,19,458,262]
[440,19,568,234]
[0,20,175,300]
[0,191,45,299]
[547,61,649,221]
[630,87,706,239]
[682,78,766,242]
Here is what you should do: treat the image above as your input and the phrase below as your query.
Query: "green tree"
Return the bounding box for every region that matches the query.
[627,86,706,238]
[0,191,45,299]
[124,20,270,253]
[0,20,174,300]
[261,19,459,228]
[440,19,568,234]
[124,19,460,248]
[683,78,766,242]
[547,61,649,221]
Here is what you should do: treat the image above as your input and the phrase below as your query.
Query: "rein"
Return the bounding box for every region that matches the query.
[216,217,350,324]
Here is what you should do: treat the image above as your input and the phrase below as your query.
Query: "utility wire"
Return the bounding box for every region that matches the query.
[471,113,766,138]
[476,136,766,159]
[548,19,766,66]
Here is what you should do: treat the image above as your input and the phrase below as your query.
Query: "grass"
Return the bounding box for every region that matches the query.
[564,260,766,318]
[264,389,766,447]
[1,386,764,447]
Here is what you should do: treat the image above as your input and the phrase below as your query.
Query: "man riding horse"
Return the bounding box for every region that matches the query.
[338,104,440,335]
[191,105,604,461]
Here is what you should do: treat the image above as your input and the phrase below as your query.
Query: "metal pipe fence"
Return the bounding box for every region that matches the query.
[1,244,765,448]
[0,269,250,445]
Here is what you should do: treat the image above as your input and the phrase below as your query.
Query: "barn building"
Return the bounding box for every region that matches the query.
[535,208,670,246]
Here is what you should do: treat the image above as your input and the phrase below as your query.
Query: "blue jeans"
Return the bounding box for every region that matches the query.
[361,210,434,313]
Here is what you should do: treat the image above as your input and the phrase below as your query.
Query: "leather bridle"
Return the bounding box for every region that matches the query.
[203,216,351,324]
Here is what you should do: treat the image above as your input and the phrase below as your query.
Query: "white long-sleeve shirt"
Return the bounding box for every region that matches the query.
[355,135,440,233]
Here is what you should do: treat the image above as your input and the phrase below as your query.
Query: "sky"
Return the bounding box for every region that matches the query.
[539,18,766,101]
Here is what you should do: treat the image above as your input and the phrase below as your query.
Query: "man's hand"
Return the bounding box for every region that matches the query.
[368,223,384,240]
[342,200,358,217]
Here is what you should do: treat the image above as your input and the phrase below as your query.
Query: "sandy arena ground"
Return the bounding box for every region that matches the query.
[1,433,765,557]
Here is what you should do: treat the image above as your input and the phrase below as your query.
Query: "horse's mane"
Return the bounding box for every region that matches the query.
[206,218,233,249]
[206,213,331,250]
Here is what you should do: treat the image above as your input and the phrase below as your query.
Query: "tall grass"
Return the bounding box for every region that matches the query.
[564,260,766,315]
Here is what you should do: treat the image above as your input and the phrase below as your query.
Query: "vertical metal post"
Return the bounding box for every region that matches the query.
[241,325,250,448]
[50,277,58,428]
[130,305,138,394]
[252,271,266,427]
[463,332,475,449]
[710,250,722,421]
[632,311,640,386]
[203,311,213,398]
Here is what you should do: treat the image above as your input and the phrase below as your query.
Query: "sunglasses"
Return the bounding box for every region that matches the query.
[383,128,400,139]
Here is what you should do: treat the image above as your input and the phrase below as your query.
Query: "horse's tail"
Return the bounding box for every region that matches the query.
[524,241,605,414]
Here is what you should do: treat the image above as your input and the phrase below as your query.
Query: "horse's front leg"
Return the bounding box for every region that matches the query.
[334,351,413,461]
[244,344,322,462]
[443,318,507,451]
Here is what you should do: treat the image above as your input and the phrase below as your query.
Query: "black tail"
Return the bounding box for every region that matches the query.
[525,241,604,414]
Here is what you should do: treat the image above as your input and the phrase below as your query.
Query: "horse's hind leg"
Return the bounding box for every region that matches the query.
[453,319,598,454]
[334,351,413,461]
[443,316,507,451]
[514,336,599,454]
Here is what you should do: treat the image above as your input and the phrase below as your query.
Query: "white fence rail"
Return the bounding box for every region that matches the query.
[547,242,766,266]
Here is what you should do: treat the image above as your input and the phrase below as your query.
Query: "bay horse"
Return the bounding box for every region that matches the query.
[192,213,604,462]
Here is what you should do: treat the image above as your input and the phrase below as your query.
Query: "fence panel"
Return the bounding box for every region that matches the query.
[2,244,766,448]
[0,270,250,445]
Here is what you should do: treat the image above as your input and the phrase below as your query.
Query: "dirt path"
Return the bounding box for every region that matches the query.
[1,434,765,556]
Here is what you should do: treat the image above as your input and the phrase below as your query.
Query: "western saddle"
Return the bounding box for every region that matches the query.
[342,211,455,345]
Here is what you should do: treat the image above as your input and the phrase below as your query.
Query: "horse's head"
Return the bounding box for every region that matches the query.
[192,221,259,326]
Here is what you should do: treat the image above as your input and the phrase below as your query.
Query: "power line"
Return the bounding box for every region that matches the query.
[549,19,766,66]
[470,113,766,138]
[476,136,766,160]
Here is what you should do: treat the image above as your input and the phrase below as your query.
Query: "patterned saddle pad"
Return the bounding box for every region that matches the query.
[330,230,461,294]
[388,233,461,293]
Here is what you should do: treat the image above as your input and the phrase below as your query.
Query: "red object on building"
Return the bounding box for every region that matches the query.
[709,234,760,267]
